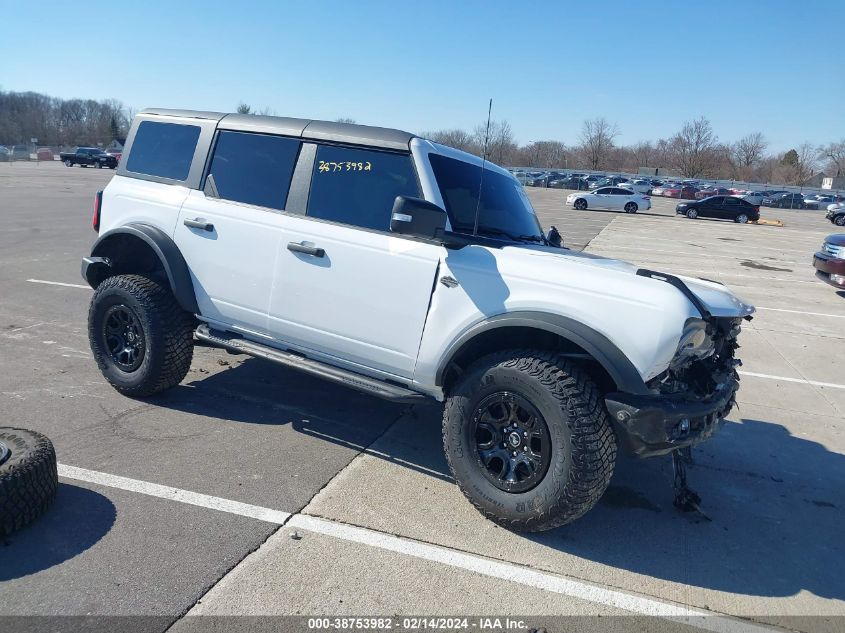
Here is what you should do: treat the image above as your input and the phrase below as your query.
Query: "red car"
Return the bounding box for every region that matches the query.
[105,149,122,162]
[36,147,54,161]
[695,187,731,199]
[813,234,845,288]
[662,185,700,199]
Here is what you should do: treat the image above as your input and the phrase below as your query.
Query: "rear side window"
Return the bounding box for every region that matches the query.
[126,121,200,181]
[206,131,300,210]
[307,145,419,231]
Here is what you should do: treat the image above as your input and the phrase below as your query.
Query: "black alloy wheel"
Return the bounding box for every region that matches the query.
[471,392,551,493]
[102,304,145,372]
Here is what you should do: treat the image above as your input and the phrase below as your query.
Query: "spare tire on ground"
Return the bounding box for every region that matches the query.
[0,428,58,536]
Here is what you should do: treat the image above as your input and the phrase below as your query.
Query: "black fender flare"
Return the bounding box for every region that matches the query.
[83,223,199,314]
[435,311,649,395]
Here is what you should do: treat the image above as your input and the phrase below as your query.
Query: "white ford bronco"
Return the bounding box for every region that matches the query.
[82,109,754,531]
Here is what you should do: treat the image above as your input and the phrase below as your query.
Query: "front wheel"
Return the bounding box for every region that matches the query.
[574,199,587,210]
[88,275,195,397]
[64,159,72,167]
[96,162,103,169]
[835,215,845,226]
[624,202,638,214]
[686,209,698,219]
[442,351,616,532]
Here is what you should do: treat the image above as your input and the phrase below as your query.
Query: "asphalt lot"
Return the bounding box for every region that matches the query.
[1,162,843,633]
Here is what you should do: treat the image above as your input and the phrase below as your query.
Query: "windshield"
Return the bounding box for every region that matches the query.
[428,153,543,243]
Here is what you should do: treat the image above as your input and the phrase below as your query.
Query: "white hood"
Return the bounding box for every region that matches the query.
[508,245,755,319]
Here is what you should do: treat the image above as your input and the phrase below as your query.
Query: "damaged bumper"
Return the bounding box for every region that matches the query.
[605,374,738,458]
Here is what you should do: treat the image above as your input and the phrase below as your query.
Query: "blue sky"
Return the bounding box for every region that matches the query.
[2,0,842,152]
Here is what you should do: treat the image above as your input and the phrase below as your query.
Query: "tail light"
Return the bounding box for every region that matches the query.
[93,190,103,232]
[754,206,760,213]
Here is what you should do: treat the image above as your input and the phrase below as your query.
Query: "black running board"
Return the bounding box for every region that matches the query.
[195,324,428,403]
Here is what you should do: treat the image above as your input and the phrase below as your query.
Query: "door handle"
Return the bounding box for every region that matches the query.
[287,242,325,257]
[184,218,214,232]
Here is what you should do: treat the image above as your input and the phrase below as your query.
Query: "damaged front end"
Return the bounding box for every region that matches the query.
[605,317,744,458]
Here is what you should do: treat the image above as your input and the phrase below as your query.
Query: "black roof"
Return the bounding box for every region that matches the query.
[140,108,415,151]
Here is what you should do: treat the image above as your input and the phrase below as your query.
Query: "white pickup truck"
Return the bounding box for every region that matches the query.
[81,109,754,531]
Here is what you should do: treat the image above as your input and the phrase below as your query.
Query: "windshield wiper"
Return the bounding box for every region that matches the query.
[451,224,545,245]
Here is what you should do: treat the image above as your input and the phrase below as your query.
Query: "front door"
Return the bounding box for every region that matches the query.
[268,143,442,378]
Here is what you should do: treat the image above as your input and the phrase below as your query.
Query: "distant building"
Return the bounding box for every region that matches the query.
[805,173,845,190]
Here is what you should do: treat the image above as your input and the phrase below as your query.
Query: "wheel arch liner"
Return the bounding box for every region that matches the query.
[84,223,199,314]
[435,312,649,395]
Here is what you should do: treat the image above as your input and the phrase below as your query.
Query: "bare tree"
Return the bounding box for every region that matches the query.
[521,140,567,168]
[796,142,819,184]
[422,128,477,153]
[819,140,845,177]
[578,117,619,170]
[236,103,252,114]
[670,117,719,177]
[732,132,767,167]
[335,117,357,124]
[473,119,517,165]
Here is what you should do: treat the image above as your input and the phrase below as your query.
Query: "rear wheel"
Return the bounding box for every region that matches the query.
[686,209,699,219]
[735,213,749,224]
[96,162,103,169]
[574,199,587,210]
[624,202,638,214]
[88,275,195,397]
[442,351,616,532]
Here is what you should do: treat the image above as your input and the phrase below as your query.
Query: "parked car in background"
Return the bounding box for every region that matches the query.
[737,191,766,206]
[11,145,30,161]
[36,147,54,161]
[550,175,590,190]
[762,192,805,209]
[59,147,119,169]
[826,204,845,226]
[662,184,700,199]
[695,187,731,199]
[804,194,838,210]
[589,178,610,189]
[813,234,845,288]
[676,196,760,223]
[618,179,652,195]
[105,148,123,162]
[567,187,651,213]
[0,145,8,162]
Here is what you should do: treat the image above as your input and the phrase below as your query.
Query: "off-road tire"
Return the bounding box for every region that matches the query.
[442,351,616,532]
[88,274,194,397]
[0,428,58,536]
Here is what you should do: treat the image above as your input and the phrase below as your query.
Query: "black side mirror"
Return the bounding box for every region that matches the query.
[390,196,447,240]
[547,225,563,248]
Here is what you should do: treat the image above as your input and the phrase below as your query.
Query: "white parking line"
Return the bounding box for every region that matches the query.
[58,464,292,524]
[738,371,845,390]
[756,306,845,319]
[58,463,776,632]
[27,278,90,290]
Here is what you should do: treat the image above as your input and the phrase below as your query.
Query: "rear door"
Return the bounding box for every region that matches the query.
[268,143,442,378]
[722,196,743,219]
[174,130,300,335]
